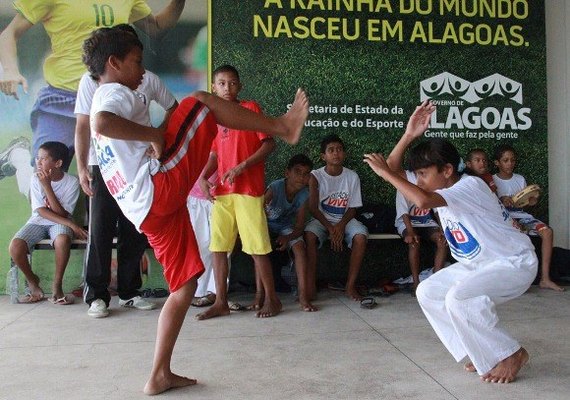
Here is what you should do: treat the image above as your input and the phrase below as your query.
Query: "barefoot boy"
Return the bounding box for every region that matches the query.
[196,65,282,320]
[82,26,308,395]
[305,134,368,301]
[364,101,536,384]
[265,154,317,311]
[492,144,563,292]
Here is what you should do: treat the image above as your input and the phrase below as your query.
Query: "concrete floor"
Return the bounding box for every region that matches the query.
[0,286,569,400]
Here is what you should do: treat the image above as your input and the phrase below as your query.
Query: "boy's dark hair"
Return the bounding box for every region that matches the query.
[493,144,516,161]
[287,153,313,170]
[82,25,143,81]
[39,141,69,167]
[466,148,488,162]
[212,64,240,82]
[408,139,461,174]
[320,134,344,153]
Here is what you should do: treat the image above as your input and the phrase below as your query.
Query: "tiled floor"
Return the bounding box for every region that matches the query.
[0,286,568,400]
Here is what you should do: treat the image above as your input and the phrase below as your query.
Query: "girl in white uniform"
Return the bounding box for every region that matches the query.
[364,101,537,384]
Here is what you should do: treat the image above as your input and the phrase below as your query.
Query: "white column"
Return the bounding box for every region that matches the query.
[546,0,570,247]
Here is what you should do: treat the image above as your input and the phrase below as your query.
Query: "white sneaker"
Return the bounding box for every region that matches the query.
[88,299,109,318]
[118,296,156,310]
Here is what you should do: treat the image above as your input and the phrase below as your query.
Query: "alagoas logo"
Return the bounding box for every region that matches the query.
[443,221,481,260]
[420,72,531,140]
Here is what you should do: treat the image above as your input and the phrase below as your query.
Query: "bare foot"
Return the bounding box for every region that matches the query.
[346,286,363,301]
[539,279,565,292]
[144,371,197,396]
[256,298,282,318]
[195,302,230,321]
[247,291,264,311]
[481,347,529,383]
[464,361,477,373]
[299,299,318,312]
[277,88,309,144]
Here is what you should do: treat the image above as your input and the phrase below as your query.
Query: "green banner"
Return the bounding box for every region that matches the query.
[209,0,547,214]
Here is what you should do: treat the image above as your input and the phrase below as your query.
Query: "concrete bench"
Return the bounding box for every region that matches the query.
[367,233,400,240]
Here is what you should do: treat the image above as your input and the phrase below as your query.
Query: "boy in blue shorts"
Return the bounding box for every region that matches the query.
[265,154,317,312]
[305,134,368,301]
[9,141,87,304]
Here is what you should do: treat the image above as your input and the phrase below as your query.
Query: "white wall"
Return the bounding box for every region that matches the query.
[546,0,570,247]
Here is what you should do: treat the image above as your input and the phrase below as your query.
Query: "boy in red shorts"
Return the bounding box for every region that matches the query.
[83,26,308,395]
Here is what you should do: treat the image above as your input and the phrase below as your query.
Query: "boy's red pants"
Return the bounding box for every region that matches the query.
[140,97,217,293]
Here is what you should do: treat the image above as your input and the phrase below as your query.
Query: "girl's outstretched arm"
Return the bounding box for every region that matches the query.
[386,101,435,176]
[364,152,446,210]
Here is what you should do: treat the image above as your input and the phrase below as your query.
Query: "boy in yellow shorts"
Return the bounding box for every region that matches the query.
[197,65,281,319]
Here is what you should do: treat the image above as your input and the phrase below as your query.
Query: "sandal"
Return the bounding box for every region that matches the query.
[228,301,247,311]
[191,293,216,307]
[360,297,377,309]
[19,292,45,304]
[48,294,74,305]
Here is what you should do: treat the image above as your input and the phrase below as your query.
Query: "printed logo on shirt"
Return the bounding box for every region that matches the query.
[443,221,481,260]
[498,199,511,222]
[409,205,434,225]
[265,204,282,221]
[94,136,116,171]
[321,191,348,216]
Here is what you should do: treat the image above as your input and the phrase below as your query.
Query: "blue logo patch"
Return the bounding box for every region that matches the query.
[444,222,481,260]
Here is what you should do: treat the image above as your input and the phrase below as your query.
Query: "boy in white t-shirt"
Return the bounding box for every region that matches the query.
[492,144,562,292]
[82,26,308,395]
[9,141,87,304]
[365,101,537,385]
[394,170,447,295]
[304,134,368,301]
[75,56,177,317]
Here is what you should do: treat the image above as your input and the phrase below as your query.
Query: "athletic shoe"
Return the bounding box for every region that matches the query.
[0,136,30,179]
[88,299,109,318]
[118,295,156,310]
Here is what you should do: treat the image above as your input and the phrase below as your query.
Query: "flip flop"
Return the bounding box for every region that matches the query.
[360,297,377,309]
[19,292,45,304]
[228,301,247,311]
[191,294,215,307]
[49,294,74,305]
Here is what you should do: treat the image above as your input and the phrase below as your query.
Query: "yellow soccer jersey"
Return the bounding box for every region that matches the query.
[14,0,151,92]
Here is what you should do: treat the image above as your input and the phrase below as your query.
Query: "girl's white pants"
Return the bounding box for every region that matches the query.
[416,249,537,375]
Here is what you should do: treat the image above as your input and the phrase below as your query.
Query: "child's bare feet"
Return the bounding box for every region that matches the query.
[481,347,529,383]
[276,88,309,145]
[256,298,282,318]
[346,286,363,301]
[539,278,565,292]
[144,371,197,396]
[195,302,230,321]
[247,291,264,311]
[464,361,476,373]
[299,298,318,312]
